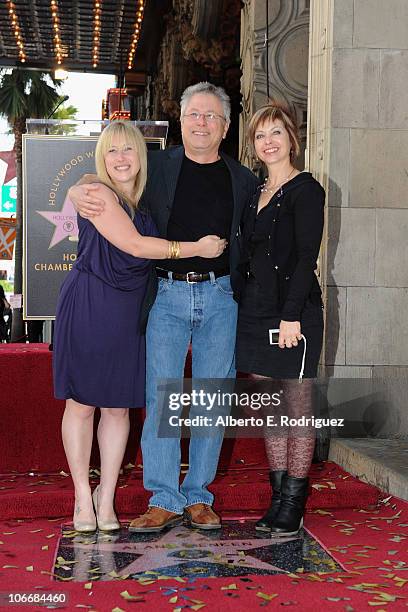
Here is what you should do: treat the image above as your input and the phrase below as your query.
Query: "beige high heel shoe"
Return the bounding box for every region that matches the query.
[92,485,120,532]
[73,502,96,533]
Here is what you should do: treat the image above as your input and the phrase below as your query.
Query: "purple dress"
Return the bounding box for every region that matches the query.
[53,206,157,408]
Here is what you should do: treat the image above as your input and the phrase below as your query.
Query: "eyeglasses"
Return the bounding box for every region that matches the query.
[182,112,226,123]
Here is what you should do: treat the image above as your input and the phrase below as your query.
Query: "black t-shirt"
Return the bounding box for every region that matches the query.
[160,155,233,273]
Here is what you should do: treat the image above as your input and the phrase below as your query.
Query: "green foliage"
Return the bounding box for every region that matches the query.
[0,280,13,293]
[50,103,79,135]
[53,104,78,120]
[0,69,63,125]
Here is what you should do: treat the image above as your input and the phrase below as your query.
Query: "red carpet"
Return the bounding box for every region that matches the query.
[0,460,379,521]
[0,343,228,473]
[1,346,404,609]
[0,344,146,473]
[0,343,380,522]
[0,494,407,611]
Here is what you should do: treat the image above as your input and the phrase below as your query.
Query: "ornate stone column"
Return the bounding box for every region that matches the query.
[307,0,333,365]
[239,1,310,168]
[239,0,256,169]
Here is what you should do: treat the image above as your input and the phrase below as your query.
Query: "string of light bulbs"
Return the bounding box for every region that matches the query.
[50,0,63,65]
[7,0,145,71]
[7,1,26,63]
[127,0,145,70]
[92,0,102,68]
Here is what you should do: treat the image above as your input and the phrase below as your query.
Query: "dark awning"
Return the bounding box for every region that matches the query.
[0,0,170,76]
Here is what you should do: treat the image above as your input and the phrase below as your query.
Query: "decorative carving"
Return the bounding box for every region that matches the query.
[191,0,221,39]
[239,0,256,168]
[149,0,242,146]
[273,24,309,99]
[178,0,194,20]
[178,0,240,77]
[240,1,310,168]
[296,0,310,19]
[240,1,309,166]
[254,1,309,162]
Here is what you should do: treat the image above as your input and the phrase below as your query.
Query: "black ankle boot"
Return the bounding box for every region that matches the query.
[270,475,309,537]
[255,470,287,532]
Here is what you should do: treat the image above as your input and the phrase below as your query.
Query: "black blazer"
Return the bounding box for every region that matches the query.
[139,146,258,330]
[237,172,325,321]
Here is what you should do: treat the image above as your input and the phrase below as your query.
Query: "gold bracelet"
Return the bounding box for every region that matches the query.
[173,241,180,259]
[167,240,181,259]
[171,240,180,259]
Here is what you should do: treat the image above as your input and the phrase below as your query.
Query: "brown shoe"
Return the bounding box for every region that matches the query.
[128,507,183,533]
[184,503,221,530]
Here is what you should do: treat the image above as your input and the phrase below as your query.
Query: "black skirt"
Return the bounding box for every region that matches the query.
[236,277,324,379]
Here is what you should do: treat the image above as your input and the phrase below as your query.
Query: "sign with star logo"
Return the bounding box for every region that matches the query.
[22,129,167,320]
[23,135,98,319]
[36,195,79,249]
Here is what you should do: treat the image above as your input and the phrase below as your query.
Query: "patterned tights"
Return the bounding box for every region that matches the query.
[250,374,315,478]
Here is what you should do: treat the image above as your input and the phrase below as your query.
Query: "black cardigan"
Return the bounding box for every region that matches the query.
[236,172,325,321]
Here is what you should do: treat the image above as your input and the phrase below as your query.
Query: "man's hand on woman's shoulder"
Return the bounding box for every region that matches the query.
[76,173,99,186]
[68,176,106,218]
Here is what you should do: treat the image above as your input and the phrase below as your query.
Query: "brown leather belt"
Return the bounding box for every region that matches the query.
[156,268,229,284]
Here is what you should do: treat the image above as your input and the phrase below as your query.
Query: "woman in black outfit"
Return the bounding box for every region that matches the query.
[236,103,325,536]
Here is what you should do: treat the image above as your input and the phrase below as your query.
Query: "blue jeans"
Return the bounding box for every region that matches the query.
[141,273,238,514]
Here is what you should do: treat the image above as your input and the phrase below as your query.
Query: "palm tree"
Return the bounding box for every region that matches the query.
[0,69,63,341]
[51,103,79,135]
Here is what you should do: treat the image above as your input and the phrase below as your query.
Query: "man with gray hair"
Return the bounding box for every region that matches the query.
[71,82,258,532]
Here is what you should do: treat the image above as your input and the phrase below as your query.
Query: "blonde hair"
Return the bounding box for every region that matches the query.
[95,121,147,211]
[247,102,300,161]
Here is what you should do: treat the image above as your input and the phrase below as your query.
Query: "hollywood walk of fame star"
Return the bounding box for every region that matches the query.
[0,149,16,185]
[59,525,300,580]
[37,195,79,249]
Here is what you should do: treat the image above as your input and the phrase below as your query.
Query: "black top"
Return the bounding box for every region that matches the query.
[160,155,233,273]
[238,172,325,321]
[138,146,259,331]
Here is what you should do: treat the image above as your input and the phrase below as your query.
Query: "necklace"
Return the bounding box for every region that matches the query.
[261,167,296,194]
